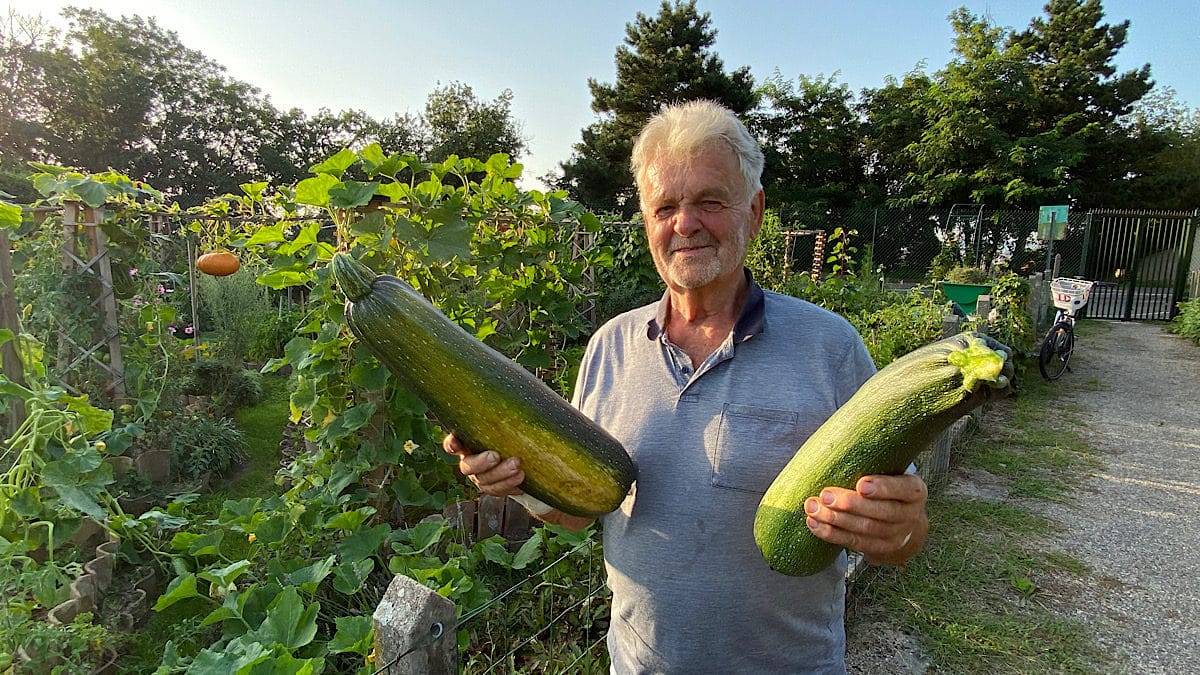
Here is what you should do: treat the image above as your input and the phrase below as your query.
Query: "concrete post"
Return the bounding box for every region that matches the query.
[372,574,456,674]
[941,313,961,338]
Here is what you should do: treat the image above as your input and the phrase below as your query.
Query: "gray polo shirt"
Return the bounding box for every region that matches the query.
[572,274,876,674]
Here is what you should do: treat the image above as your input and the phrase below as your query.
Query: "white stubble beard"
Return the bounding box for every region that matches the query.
[655,220,750,290]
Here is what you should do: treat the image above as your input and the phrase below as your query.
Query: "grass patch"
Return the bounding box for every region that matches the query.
[962,376,1102,502]
[847,355,1109,672]
[217,373,290,501]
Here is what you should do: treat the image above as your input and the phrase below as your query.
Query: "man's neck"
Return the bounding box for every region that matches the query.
[664,273,748,367]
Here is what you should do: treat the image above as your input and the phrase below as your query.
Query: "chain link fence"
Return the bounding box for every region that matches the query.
[771,205,1081,283]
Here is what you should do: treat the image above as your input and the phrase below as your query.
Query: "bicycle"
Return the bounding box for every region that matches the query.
[1038,277,1096,380]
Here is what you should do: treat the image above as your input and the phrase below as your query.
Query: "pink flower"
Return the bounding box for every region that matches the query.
[157,285,165,293]
[129,268,138,276]
[184,326,194,335]
[167,325,176,334]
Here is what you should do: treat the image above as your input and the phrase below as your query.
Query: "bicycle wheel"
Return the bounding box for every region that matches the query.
[1038,321,1075,380]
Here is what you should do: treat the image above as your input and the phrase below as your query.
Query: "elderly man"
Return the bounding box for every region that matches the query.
[445,99,928,674]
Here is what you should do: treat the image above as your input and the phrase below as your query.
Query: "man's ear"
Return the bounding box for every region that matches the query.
[748,189,766,240]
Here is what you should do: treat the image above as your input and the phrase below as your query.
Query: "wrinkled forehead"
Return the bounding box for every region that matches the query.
[640,141,743,203]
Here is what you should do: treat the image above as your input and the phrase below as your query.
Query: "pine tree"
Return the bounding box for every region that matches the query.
[559,0,756,217]
[1008,0,1152,207]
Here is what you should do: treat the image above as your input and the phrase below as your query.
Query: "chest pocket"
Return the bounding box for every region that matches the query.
[711,403,803,494]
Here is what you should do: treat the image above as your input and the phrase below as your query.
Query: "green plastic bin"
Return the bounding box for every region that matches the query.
[939,282,993,315]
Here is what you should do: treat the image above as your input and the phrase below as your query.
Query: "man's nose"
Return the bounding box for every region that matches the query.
[672,203,704,237]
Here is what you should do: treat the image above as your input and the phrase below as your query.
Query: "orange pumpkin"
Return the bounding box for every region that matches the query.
[196,250,240,277]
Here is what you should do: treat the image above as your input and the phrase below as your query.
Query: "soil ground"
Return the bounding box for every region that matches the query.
[845,320,1200,673]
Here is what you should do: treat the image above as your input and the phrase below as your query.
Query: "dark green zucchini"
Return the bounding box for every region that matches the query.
[332,253,635,517]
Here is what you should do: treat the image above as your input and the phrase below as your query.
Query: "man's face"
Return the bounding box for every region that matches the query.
[640,143,764,294]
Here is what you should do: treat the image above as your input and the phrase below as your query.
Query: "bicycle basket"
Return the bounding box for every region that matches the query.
[1050,278,1095,313]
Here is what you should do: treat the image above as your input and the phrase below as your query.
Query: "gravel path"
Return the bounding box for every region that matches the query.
[845,320,1200,673]
[1035,320,1200,672]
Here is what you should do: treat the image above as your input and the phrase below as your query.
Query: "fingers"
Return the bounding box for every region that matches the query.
[803,473,928,563]
[442,433,525,497]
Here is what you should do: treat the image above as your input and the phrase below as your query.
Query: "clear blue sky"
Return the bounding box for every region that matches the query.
[9,0,1198,188]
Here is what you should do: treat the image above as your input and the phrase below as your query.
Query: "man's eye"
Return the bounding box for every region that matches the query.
[699,200,727,212]
[654,205,678,219]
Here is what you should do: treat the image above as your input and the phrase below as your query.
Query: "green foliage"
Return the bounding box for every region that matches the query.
[965,273,1036,355]
[181,359,263,413]
[8,612,112,674]
[591,221,661,325]
[247,304,308,364]
[849,292,948,367]
[1171,297,1200,344]
[744,209,789,289]
[196,264,272,365]
[754,73,866,210]
[423,82,526,163]
[943,265,992,284]
[168,415,247,481]
[0,332,115,547]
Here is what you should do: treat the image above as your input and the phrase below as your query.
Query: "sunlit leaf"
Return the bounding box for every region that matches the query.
[257,268,312,290]
[310,148,358,178]
[0,202,20,229]
[294,174,340,207]
[245,223,286,245]
[329,180,379,209]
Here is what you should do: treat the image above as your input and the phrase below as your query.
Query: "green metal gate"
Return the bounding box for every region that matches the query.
[1081,209,1199,321]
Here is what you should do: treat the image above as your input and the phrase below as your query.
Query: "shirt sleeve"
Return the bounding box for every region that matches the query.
[834,334,877,408]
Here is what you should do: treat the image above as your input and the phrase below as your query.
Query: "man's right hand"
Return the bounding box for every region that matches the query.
[442,433,526,497]
[442,433,596,531]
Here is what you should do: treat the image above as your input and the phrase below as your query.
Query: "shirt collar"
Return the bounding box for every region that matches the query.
[646,268,765,343]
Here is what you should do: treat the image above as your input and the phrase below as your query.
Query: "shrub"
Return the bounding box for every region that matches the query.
[849,291,947,367]
[969,273,1035,355]
[247,304,307,363]
[170,416,248,480]
[197,265,272,364]
[943,266,992,284]
[1171,298,1200,344]
[182,358,263,413]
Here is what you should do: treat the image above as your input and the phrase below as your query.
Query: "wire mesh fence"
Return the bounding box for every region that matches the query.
[457,533,610,674]
[771,205,1083,282]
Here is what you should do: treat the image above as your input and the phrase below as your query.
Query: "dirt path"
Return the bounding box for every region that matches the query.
[1035,320,1200,672]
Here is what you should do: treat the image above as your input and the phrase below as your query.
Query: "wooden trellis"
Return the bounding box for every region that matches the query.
[782,229,827,282]
[56,202,126,398]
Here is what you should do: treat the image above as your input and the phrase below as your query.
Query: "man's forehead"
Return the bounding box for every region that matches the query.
[643,151,740,202]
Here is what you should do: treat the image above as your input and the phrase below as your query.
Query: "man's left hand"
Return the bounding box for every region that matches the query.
[803,473,928,567]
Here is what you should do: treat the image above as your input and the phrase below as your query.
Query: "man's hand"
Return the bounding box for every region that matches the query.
[802,473,928,567]
[442,433,525,497]
[442,433,595,531]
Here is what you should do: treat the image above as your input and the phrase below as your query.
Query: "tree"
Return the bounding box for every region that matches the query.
[858,67,933,204]
[752,72,867,212]
[422,81,525,163]
[0,9,518,205]
[0,10,61,200]
[560,0,757,216]
[894,1,1151,211]
[1008,0,1153,207]
[1114,88,1200,209]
